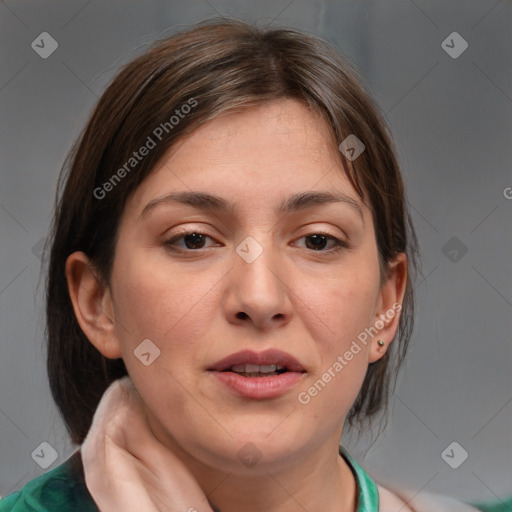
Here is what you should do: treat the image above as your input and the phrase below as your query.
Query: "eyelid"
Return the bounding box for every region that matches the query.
[293,232,350,252]
[163,228,218,249]
[163,227,351,254]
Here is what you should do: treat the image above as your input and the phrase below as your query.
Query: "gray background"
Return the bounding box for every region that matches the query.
[1,0,511,506]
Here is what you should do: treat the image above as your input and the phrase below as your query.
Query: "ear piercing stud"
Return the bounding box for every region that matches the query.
[377,340,385,352]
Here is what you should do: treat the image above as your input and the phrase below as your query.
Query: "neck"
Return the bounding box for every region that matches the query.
[206,453,357,512]
[148,417,358,512]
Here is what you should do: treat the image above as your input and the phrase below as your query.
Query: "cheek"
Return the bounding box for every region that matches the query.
[110,250,223,366]
[299,261,380,348]
[294,264,379,412]
[109,253,216,427]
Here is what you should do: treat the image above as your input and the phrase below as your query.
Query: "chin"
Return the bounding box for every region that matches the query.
[233,435,301,468]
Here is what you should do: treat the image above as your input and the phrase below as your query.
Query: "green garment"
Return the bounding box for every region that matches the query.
[467,500,512,512]
[340,445,380,510]
[1,447,510,511]
[0,451,97,512]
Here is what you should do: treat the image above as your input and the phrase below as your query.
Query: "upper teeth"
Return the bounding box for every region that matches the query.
[230,364,285,373]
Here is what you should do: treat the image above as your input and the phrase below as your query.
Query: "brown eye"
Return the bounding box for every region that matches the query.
[164,231,216,251]
[181,232,207,249]
[298,233,349,252]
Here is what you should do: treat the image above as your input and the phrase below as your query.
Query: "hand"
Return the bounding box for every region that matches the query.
[81,376,214,512]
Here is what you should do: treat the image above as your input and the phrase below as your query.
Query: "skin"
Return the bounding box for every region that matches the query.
[66,98,409,512]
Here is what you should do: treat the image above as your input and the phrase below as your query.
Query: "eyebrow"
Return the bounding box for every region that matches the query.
[139,190,364,224]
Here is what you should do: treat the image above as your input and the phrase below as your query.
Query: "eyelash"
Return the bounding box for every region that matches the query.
[163,230,350,254]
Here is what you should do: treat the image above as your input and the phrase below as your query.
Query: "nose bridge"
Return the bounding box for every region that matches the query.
[234,234,281,292]
[229,234,291,324]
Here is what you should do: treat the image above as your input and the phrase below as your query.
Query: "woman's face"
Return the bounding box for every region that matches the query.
[88,99,404,472]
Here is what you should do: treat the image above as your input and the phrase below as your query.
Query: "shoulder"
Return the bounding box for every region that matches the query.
[0,452,98,512]
[378,484,416,511]
[378,484,485,512]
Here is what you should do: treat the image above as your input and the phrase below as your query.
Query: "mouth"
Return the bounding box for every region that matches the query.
[208,352,307,399]
[208,349,307,375]
[219,363,293,378]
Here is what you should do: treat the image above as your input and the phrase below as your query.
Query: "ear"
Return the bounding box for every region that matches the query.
[368,253,408,363]
[65,251,122,359]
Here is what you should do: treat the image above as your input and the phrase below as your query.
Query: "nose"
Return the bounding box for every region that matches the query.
[224,237,293,331]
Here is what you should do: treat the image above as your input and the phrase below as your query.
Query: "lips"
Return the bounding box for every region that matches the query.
[208,349,306,373]
[208,349,307,399]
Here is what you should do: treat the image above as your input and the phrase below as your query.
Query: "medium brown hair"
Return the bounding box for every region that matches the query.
[46,17,419,445]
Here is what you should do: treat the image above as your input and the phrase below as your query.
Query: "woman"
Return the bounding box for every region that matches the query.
[0,17,508,512]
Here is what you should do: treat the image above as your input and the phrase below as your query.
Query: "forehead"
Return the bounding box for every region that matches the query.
[125,98,365,219]
[187,99,337,155]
